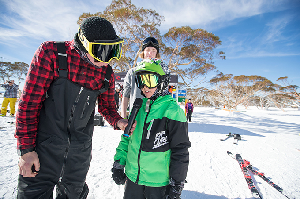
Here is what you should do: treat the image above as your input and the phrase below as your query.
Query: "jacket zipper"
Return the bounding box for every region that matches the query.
[80,95,90,118]
[146,119,154,139]
[58,137,70,190]
[68,87,84,130]
[59,86,83,188]
[135,101,153,184]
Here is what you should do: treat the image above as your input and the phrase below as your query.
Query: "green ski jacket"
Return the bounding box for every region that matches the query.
[114,95,191,187]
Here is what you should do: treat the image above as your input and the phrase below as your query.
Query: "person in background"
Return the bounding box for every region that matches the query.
[1,80,19,117]
[15,16,133,199]
[112,59,190,199]
[185,99,194,122]
[120,37,169,118]
[114,84,121,110]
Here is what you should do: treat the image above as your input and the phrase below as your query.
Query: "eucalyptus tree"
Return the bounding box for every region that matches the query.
[209,72,273,109]
[163,26,224,86]
[276,76,299,104]
[78,0,163,72]
[77,0,224,87]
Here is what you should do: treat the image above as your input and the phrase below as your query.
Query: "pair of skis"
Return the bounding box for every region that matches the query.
[227,151,290,199]
[220,133,241,144]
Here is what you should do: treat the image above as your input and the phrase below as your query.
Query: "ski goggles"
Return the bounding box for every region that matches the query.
[142,37,159,49]
[135,73,161,89]
[78,28,124,63]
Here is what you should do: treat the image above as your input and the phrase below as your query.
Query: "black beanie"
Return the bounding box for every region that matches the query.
[74,16,117,53]
[80,17,117,41]
[142,37,159,53]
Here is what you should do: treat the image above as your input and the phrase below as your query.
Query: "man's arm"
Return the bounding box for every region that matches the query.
[97,68,136,132]
[98,68,124,129]
[15,42,56,177]
[15,41,55,151]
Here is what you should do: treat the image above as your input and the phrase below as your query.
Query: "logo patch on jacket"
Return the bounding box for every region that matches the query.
[153,131,168,149]
[142,117,170,152]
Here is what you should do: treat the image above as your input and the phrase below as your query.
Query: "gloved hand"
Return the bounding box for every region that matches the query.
[111,161,126,185]
[167,178,184,199]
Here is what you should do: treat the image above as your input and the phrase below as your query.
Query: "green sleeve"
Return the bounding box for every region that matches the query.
[114,135,130,166]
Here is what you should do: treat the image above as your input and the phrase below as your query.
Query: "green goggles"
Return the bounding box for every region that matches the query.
[78,28,124,63]
[135,73,161,89]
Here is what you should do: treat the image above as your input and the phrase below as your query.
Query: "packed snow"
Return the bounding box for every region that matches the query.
[0,99,299,199]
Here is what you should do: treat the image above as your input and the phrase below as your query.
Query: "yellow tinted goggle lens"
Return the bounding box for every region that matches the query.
[136,73,160,88]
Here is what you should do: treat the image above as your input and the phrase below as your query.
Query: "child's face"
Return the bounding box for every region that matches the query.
[143,47,157,59]
[142,86,157,98]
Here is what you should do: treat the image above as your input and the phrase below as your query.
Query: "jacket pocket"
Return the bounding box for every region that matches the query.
[142,118,170,152]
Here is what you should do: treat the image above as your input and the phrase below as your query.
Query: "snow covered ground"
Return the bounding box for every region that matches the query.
[0,102,299,199]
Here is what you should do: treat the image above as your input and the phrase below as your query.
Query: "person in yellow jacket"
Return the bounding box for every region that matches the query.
[1,80,19,116]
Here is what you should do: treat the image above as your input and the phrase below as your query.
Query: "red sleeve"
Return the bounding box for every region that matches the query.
[98,70,123,129]
[15,42,56,150]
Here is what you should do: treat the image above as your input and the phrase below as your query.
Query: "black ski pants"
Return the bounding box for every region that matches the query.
[123,178,167,199]
[187,109,192,122]
[17,76,98,199]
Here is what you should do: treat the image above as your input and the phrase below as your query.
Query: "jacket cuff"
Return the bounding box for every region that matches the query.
[17,147,35,156]
[113,161,125,169]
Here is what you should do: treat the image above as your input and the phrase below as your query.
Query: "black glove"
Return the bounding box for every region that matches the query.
[111,161,126,185]
[167,178,184,199]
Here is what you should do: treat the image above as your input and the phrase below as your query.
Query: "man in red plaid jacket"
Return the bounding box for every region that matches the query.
[15,17,132,199]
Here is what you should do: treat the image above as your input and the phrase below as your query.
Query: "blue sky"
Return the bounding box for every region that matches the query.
[0,0,299,89]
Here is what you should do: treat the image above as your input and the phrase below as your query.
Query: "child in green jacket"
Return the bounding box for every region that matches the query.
[112,59,191,199]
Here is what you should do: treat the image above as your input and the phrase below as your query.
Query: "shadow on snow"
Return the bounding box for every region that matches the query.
[182,190,245,199]
[187,122,263,137]
[187,109,300,136]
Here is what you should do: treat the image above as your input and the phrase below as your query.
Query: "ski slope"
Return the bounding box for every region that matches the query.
[0,104,299,199]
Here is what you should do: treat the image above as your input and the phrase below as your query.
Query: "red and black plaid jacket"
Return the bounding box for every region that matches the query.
[15,40,122,150]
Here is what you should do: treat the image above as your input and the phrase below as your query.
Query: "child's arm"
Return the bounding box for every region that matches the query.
[114,135,130,166]
[112,135,130,185]
[168,119,191,182]
[166,118,190,198]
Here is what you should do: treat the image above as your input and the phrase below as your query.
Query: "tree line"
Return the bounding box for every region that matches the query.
[1,0,298,110]
[187,74,299,111]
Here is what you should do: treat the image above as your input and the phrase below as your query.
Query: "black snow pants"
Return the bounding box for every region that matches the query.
[17,76,100,199]
[123,178,167,199]
[187,109,192,122]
